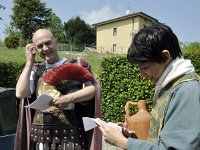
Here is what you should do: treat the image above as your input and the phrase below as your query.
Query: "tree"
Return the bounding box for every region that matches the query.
[0,4,5,20]
[4,35,19,48]
[64,16,96,45]
[11,0,51,43]
[182,42,200,75]
[181,41,200,53]
[4,24,27,46]
[47,12,65,43]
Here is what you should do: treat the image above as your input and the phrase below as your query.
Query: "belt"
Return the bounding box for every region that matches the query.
[30,125,86,146]
[33,109,80,125]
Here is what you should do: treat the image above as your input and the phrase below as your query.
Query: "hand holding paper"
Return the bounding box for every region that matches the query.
[25,93,53,111]
[82,117,122,131]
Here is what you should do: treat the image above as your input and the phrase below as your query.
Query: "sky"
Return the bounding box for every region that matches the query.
[0,0,200,42]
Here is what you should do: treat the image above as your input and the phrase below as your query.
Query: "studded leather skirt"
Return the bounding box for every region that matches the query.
[30,110,87,150]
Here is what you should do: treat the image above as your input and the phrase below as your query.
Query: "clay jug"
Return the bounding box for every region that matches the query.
[125,100,151,140]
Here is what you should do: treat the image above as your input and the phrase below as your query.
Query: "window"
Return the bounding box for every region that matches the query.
[113,44,117,52]
[113,28,117,36]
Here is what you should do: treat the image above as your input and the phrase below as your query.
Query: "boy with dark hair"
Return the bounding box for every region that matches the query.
[97,23,200,149]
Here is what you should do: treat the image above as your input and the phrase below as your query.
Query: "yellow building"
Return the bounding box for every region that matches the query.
[92,12,158,54]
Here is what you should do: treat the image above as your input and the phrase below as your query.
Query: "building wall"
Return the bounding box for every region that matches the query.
[96,18,134,54]
[138,17,154,29]
[95,15,156,54]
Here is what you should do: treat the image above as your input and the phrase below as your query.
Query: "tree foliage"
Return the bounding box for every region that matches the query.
[11,0,51,43]
[181,41,200,53]
[47,12,65,43]
[0,3,5,20]
[4,35,19,48]
[0,4,5,9]
[4,25,26,46]
[182,42,200,75]
[64,16,96,45]
[4,24,21,37]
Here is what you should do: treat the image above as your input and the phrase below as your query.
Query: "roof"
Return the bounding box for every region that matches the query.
[92,12,158,27]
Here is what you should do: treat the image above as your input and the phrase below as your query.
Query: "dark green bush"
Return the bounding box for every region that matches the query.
[0,62,24,88]
[4,35,19,49]
[182,41,200,74]
[99,56,155,122]
[183,50,200,75]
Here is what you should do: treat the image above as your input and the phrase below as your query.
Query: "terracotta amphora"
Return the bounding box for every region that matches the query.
[124,100,151,140]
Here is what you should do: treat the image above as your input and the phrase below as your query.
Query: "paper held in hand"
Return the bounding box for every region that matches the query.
[24,93,53,111]
[82,117,122,131]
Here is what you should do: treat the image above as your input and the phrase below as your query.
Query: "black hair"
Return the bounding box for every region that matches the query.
[127,23,182,64]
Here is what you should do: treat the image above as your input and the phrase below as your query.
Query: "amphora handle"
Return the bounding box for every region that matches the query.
[125,100,147,116]
[125,101,138,116]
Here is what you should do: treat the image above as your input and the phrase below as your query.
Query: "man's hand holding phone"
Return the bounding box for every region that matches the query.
[25,43,37,63]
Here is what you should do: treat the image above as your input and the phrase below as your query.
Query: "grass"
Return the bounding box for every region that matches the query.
[0,47,27,64]
[0,46,111,78]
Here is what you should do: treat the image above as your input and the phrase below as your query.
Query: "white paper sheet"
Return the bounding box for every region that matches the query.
[82,117,122,131]
[24,93,53,111]
[82,117,99,131]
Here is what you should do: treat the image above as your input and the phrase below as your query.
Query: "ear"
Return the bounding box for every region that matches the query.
[162,50,171,63]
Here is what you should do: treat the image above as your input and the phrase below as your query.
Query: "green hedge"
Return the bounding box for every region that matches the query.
[183,51,200,74]
[0,62,24,88]
[99,57,155,122]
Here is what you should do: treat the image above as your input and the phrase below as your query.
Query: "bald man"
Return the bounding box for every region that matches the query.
[15,29,101,150]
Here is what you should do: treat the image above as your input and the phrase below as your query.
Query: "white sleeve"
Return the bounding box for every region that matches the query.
[30,71,35,94]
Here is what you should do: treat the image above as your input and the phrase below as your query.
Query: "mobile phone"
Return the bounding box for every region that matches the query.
[32,48,37,55]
